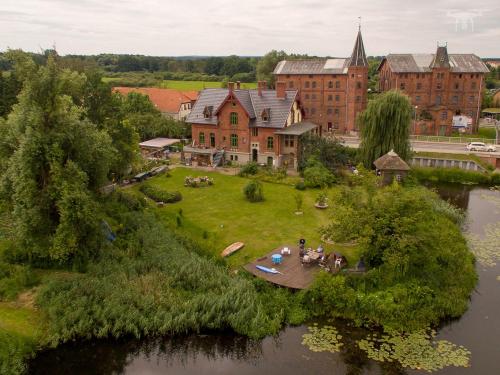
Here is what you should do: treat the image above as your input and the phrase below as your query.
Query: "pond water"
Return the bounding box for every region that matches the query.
[29,186,500,375]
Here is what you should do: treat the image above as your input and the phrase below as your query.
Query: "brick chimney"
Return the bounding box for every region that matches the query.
[257,80,267,96]
[236,81,241,89]
[276,81,286,99]
[228,81,234,94]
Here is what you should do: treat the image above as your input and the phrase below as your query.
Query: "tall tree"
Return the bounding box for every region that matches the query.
[0,54,116,266]
[256,50,288,87]
[358,90,412,168]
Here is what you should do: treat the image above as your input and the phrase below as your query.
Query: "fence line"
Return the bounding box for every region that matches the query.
[410,135,498,145]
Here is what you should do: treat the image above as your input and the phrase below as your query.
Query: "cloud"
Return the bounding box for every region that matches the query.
[0,0,499,56]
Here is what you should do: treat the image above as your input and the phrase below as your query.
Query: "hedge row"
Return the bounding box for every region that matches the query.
[139,184,182,203]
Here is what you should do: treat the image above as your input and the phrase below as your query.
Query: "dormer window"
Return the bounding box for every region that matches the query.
[203,105,213,118]
[261,108,271,122]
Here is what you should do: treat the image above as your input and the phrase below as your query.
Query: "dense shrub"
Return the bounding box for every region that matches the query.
[312,184,477,331]
[298,133,356,172]
[295,181,306,190]
[303,158,336,188]
[243,180,264,202]
[410,168,491,185]
[139,184,182,203]
[115,190,146,211]
[0,331,36,375]
[0,263,39,301]
[491,173,500,185]
[238,162,259,177]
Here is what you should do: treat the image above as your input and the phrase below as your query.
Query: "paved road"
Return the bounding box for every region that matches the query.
[342,138,500,157]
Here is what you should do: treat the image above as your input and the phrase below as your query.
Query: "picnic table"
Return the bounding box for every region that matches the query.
[306,250,321,261]
[302,250,322,265]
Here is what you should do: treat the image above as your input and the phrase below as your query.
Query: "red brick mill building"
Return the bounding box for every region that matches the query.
[378,44,489,135]
[273,30,368,135]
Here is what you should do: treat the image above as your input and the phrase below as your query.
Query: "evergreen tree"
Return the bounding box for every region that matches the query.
[358,90,412,168]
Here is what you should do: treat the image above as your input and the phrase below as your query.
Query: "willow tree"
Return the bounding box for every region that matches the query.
[358,90,412,168]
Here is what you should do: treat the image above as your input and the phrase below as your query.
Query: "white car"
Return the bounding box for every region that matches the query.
[466,142,497,152]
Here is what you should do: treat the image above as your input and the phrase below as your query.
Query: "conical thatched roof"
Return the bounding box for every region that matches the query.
[373,150,410,171]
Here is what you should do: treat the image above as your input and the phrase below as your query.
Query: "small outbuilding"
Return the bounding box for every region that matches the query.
[373,150,410,185]
[139,138,181,159]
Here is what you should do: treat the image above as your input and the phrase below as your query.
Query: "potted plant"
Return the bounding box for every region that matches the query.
[315,192,329,209]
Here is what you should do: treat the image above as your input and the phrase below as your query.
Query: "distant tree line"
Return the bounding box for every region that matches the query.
[1,50,384,88]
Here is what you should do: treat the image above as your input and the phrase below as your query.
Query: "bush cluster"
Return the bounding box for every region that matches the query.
[238,162,259,177]
[139,184,182,203]
[243,180,264,202]
[303,158,336,188]
[411,167,495,185]
[0,263,39,301]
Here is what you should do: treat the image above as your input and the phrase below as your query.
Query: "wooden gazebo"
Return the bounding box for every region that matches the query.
[374,150,410,185]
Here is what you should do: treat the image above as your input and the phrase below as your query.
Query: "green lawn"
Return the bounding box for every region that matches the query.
[136,168,359,267]
[159,80,257,91]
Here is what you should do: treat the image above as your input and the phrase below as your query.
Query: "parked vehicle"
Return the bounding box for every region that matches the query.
[466,142,497,152]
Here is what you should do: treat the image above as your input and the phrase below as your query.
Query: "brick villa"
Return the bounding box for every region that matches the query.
[184,81,316,169]
[273,30,368,135]
[378,44,489,135]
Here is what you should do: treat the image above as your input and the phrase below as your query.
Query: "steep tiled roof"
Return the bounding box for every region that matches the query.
[113,87,198,113]
[381,54,489,73]
[274,58,350,75]
[349,30,368,67]
[248,90,297,128]
[187,88,298,129]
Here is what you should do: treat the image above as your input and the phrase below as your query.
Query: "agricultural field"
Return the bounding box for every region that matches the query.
[134,167,359,267]
[159,80,257,91]
[102,75,258,91]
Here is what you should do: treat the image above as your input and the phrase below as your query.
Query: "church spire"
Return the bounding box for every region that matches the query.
[349,28,368,67]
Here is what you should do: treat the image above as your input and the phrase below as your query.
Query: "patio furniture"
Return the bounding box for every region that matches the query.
[271,254,283,265]
[281,247,291,256]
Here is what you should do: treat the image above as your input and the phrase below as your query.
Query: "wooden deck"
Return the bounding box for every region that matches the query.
[243,246,321,289]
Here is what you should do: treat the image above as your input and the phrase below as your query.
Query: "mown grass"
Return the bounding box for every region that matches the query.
[134,168,359,267]
[159,80,257,91]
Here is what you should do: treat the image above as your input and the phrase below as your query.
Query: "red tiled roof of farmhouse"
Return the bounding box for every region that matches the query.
[113,87,198,113]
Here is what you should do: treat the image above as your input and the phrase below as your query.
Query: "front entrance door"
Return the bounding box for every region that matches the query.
[439,125,447,136]
[252,149,258,162]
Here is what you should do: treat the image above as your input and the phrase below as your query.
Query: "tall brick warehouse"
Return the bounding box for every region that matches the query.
[378,44,489,135]
[274,30,368,135]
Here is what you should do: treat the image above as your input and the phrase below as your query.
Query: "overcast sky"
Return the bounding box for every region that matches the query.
[1,0,499,57]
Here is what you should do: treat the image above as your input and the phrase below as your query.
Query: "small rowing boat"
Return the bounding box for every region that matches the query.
[256,265,282,274]
[221,242,244,257]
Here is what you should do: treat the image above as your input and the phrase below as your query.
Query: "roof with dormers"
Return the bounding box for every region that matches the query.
[187,88,298,129]
[380,54,489,73]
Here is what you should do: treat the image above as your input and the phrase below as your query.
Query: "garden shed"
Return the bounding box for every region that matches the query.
[373,150,410,185]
